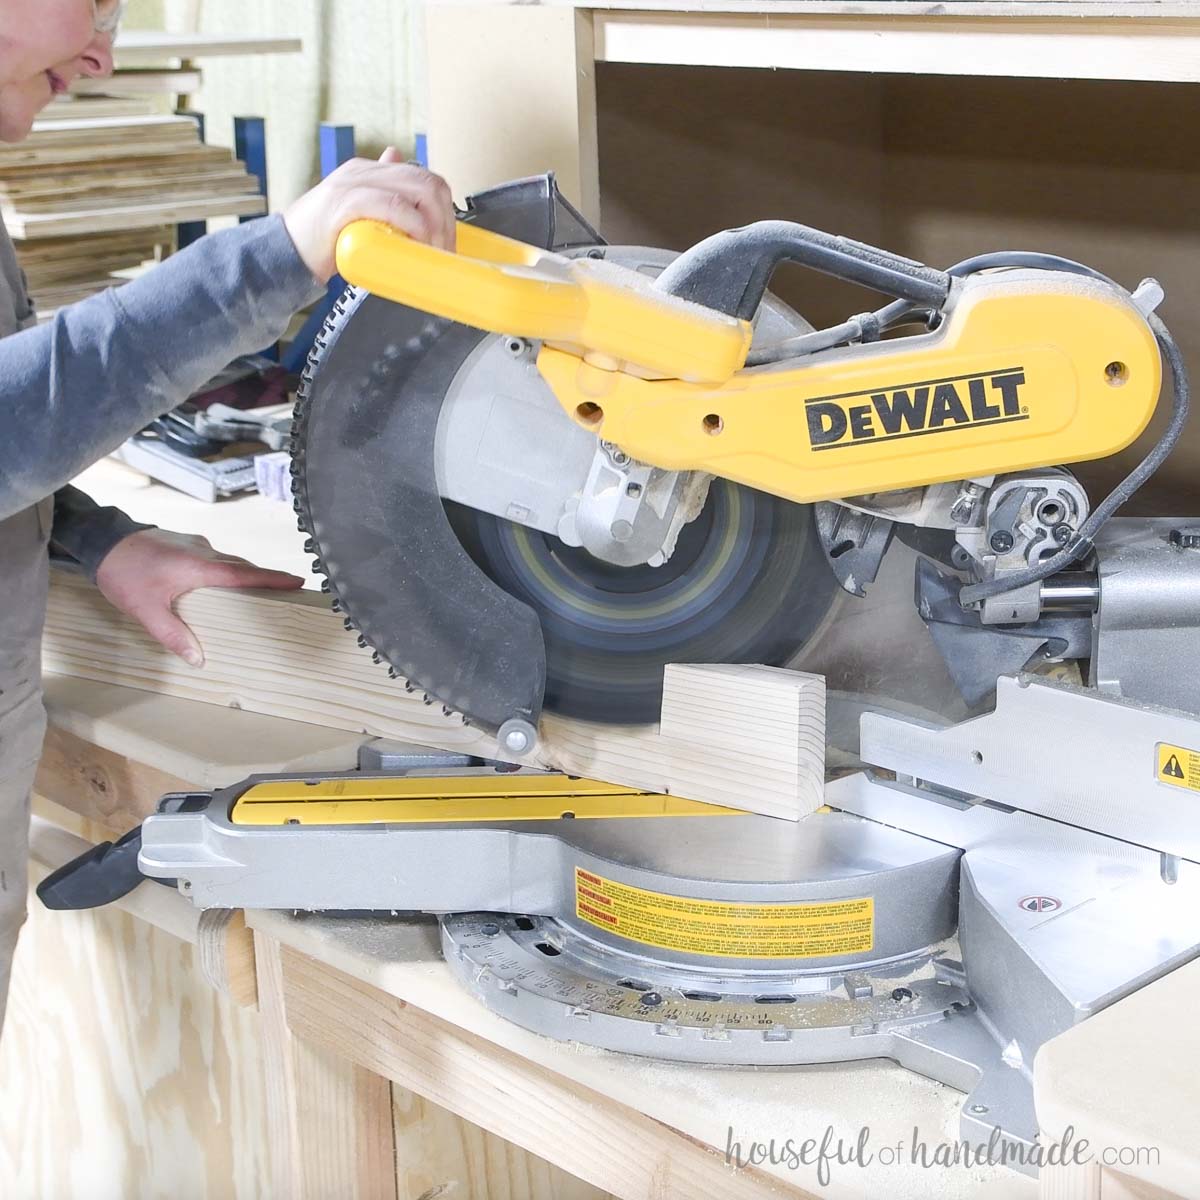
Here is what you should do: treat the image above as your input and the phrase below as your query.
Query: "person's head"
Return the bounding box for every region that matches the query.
[0,0,119,141]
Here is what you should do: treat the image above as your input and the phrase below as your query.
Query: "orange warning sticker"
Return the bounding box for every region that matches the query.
[1157,742,1200,792]
[574,868,874,958]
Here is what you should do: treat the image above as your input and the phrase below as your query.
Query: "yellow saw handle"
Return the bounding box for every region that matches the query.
[334,218,751,383]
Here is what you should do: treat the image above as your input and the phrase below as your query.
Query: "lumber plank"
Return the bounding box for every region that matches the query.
[35,721,195,834]
[41,572,495,756]
[254,934,399,1200]
[430,1,1200,15]
[273,940,807,1200]
[0,144,228,180]
[112,32,304,63]
[42,574,825,816]
[34,95,158,121]
[390,1084,614,1200]
[6,193,266,239]
[71,68,203,97]
[0,137,221,170]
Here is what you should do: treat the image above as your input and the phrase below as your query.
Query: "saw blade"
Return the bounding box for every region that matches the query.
[447,481,835,724]
[292,185,838,730]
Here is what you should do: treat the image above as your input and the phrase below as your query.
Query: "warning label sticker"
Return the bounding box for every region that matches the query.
[574,868,874,958]
[1157,742,1200,792]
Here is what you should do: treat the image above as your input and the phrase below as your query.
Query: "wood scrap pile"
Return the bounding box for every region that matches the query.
[16,227,169,311]
[0,95,266,316]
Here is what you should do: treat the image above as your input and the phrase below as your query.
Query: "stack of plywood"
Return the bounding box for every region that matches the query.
[0,95,266,315]
[15,227,170,311]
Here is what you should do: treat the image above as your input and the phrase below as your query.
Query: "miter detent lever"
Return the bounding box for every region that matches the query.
[36,826,174,909]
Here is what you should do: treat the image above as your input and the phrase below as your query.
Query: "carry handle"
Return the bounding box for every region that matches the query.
[334,218,752,384]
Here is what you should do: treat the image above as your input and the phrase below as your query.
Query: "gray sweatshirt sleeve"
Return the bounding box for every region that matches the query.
[0,213,323,523]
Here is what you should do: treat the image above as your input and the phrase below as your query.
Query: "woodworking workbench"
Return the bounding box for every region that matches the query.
[19,679,1025,1200]
[0,463,1190,1198]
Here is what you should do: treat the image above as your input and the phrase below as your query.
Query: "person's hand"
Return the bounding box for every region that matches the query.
[95,529,304,667]
[282,146,456,283]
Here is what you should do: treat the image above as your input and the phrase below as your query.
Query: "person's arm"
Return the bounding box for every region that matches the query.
[0,214,322,523]
[0,152,455,525]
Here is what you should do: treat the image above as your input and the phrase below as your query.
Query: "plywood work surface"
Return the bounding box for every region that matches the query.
[0,856,271,1199]
[1034,957,1200,1199]
[248,908,1031,1200]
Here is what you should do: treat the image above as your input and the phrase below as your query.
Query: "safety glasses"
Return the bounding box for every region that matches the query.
[92,0,126,35]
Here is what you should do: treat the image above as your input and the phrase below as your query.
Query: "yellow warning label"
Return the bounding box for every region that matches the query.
[1157,742,1200,792]
[574,868,874,958]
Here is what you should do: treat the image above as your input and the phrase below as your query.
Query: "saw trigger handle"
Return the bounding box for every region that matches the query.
[334,217,752,384]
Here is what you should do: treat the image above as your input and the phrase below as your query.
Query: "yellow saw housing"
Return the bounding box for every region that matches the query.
[335,220,1161,506]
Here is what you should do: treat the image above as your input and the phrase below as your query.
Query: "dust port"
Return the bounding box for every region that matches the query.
[1105,361,1129,386]
[702,413,724,435]
[576,401,604,426]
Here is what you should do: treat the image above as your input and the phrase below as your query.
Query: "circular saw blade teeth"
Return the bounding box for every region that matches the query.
[289,248,838,730]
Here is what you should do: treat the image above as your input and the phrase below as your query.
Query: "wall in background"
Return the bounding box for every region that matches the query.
[122,0,427,210]
[598,64,1200,514]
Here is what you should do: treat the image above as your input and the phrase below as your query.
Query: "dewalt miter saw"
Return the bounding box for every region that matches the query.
[43,176,1200,1168]
[290,175,1189,743]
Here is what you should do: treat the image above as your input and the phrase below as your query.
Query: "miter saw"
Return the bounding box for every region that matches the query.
[43,176,1200,1168]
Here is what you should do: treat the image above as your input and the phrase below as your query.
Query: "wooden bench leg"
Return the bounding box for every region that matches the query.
[255,932,398,1200]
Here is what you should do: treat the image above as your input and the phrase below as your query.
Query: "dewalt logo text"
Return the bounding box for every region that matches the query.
[806,367,1028,451]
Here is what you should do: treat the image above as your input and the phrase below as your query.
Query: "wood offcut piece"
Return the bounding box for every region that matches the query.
[660,663,825,818]
[42,574,827,819]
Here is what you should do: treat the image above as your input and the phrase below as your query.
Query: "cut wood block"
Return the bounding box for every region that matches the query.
[660,663,825,819]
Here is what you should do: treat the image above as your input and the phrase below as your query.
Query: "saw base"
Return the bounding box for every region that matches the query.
[441,911,966,1065]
